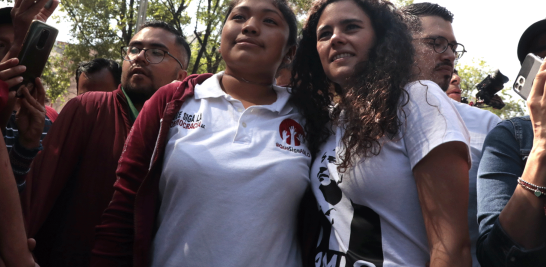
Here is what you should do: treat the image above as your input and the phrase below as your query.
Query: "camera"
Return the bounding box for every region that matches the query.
[475,69,508,109]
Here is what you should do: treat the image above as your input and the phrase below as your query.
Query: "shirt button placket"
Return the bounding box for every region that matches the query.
[232,102,250,144]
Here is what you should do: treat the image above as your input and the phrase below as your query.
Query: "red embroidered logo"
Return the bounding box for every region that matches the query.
[279,119,305,146]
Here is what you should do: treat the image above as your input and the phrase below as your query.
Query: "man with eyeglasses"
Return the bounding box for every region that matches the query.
[403,3,501,267]
[20,20,191,267]
[403,6,465,91]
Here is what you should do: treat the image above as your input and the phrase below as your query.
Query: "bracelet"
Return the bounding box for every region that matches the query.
[517,177,546,197]
[518,177,546,189]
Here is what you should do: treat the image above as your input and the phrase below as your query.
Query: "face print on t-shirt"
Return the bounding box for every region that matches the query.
[311,139,384,267]
[317,165,342,210]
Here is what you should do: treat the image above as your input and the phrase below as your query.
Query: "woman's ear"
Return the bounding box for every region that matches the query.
[283,45,297,65]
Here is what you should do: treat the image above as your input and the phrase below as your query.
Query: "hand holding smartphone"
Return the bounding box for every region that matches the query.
[10,20,58,92]
[513,53,544,100]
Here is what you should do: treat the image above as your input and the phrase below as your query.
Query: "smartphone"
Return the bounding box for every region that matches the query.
[513,53,544,100]
[11,20,58,91]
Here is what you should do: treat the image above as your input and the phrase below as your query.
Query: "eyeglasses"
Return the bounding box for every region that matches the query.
[121,46,184,69]
[417,36,466,60]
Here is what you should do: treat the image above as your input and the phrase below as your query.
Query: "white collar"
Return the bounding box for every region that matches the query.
[194,71,293,115]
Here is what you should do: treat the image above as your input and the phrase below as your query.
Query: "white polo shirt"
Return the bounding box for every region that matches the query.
[151,72,311,267]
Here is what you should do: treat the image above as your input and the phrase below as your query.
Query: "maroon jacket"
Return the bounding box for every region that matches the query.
[44,105,58,123]
[21,86,133,267]
[91,74,319,267]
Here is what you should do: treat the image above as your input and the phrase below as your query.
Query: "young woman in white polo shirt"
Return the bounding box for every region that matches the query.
[290,0,471,266]
[91,0,318,266]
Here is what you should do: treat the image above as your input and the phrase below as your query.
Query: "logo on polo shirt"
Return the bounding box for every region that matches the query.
[279,119,304,146]
[171,111,205,129]
[276,119,310,157]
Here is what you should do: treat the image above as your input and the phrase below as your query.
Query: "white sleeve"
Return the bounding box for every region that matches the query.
[402,80,471,169]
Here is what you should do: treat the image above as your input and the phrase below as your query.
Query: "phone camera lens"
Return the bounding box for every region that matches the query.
[36,30,50,50]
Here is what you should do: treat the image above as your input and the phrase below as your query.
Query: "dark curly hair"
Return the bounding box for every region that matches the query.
[290,0,415,171]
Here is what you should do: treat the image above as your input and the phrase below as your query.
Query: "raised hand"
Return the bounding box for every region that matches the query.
[0,59,26,89]
[5,0,59,61]
[282,130,289,144]
[15,77,45,149]
[0,59,24,130]
[496,57,546,257]
[489,94,505,109]
[31,0,59,23]
[289,126,296,145]
[296,133,304,144]
[0,59,24,126]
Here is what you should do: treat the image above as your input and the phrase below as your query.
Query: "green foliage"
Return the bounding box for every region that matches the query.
[287,0,313,16]
[456,58,526,119]
[393,0,414,8]
[187,0,227,74]
[46,0,231,83]
[41,44,72,104]
[147,0,192,34]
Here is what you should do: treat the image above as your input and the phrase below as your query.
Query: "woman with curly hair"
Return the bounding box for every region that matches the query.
[291,0,471,266]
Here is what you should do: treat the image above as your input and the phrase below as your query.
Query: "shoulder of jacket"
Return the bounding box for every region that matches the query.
[76,90,117,106]
[159,73,214,101]
[503,115,531,129]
